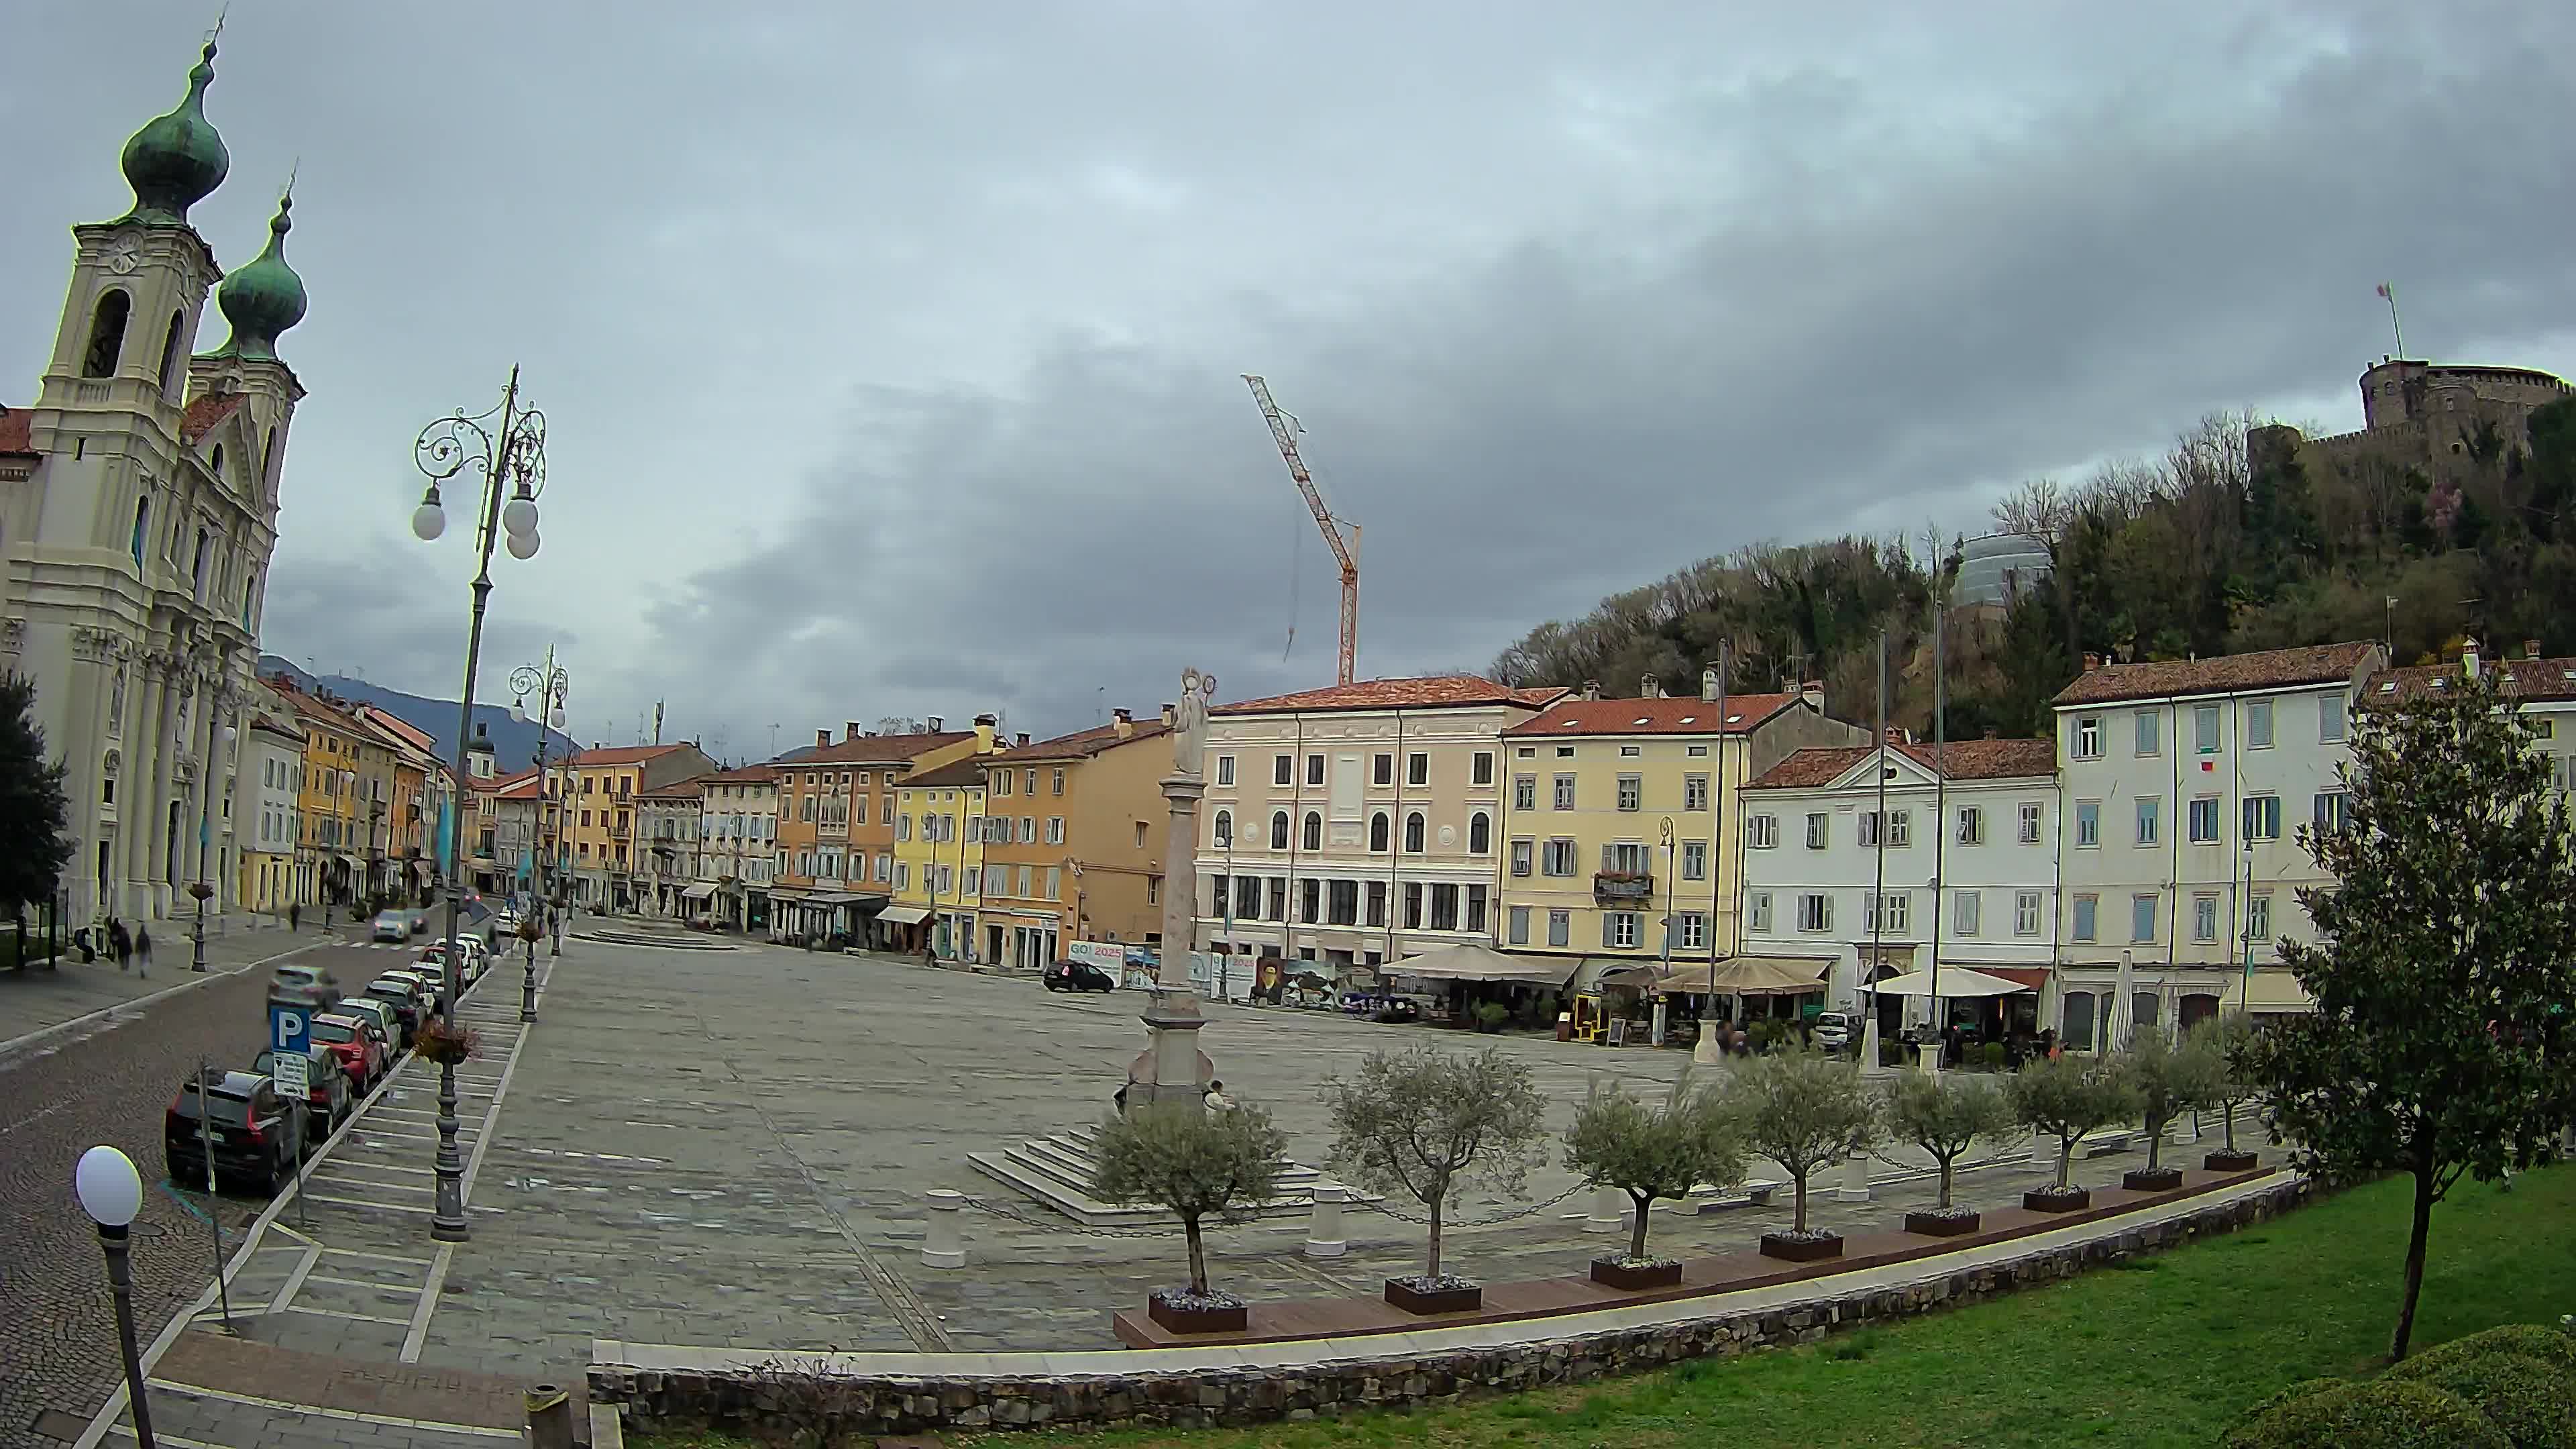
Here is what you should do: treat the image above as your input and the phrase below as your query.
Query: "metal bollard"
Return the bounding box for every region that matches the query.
[1303,1184,1348,1258]
[1584,1185,1624,1234]
[1833,1151,1872,1203]
[523,1383,575,1449]
[922,1189,966,1269]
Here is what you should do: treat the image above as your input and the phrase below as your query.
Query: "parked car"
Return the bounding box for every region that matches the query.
[360,978,425,1047]
[331,998,402,1067]
[307,1012,385,1095]
[411,911,431,936]
[493,911,520,941]
[165,1069,296,1194]
[251,1046,352,1148]
[1042,959,1116,994]
[372,910,410,943]
[380,968,440,1010]
[266,963,341,1011]
[1814,1011,1858,1053]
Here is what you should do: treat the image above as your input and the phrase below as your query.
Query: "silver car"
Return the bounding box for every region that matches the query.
[371,910,409,943]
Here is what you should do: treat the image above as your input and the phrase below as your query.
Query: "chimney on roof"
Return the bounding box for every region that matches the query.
[1113,708,1134,739]
[1641,674,1661,698]
[816,729,830,749]
[1582,679,1601,701]
[2082,652,2102,673]
[1700,667,1720,702]
[2463,639,2481,681]
[1800,679,1825,712]
[973,714,998,751]
[1884,725,1907,745]
[845,721,861,742]
[1161,702,1177,727]
[926,716,943,733]
[1984,726,2000,740]
[2527,639,2544,661]
[1015,731,1030,747]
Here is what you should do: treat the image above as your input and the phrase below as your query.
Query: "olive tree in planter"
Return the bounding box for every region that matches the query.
[1884,1070,2017,1236]
[1562,1074,1746,1289]
[1092,1101,1291,1334]
[2114,1029,2226,1191]
[2192,1014,2265,1172]
[1322,1044,1547,1314]
[2006,1052,2137,1212]
[1719,1050,1883,1262]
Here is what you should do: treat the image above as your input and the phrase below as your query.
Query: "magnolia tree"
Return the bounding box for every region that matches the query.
[1322,1045,1547,1284]
[2243,667,2576,1360]
[2007,1053,2137,1193]
[2191,1014,2265,1159]
[1719,1050,1882,1237]
[1562,1075,1747,1263]
[1884,1070,2017,1212]
[2117,1030,2226,1175]
[1092,1102,1290,1301]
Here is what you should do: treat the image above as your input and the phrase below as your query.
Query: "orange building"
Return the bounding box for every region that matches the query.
[767,718,989,943]
[975,707,1173,969]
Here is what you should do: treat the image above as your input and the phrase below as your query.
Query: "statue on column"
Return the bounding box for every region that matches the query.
[1171,668,1216,777]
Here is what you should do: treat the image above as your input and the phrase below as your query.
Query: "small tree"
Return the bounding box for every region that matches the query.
[2191,1013,2264,1156]
[2244,667,2576,1360]
[1322,1045,1547,1283]
[1092,1102,1289,1299]
[1718,1050,1882,1234]
[0,674,73,961]
[2116,1030,2226,1173]
[1562,1075,1747,1262]
[1883,1070,2016,1210]
[2006,1053,2137,1190]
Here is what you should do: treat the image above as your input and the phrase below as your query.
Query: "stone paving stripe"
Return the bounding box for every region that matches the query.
[400,1244,455,1364]
[264,1246,321,1315]
[142,1382,520,1439]
[320,1246,434,1265]
[301,1195,439,1215]
[307,1172,439,1193]
[305,1274,423,1296]
[282,1305,415,1326]
[105,1427,235,1449]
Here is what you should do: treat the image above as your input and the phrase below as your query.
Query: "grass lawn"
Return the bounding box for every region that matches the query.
[636,1164,2575,1449]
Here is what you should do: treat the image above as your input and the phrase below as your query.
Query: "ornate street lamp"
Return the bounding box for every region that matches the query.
[509,651,569,1023]
[74,1146,156,1448]
[409,367,548,1244]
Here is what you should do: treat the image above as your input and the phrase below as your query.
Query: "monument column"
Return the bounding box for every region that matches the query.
[1130,668,1220,1112]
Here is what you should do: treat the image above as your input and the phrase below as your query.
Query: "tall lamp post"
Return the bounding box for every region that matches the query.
[74,1145,157,1449]
[509,651,570,1024]
[191,721,237,971]
[337,769,357,916]
[409,367,549,1244]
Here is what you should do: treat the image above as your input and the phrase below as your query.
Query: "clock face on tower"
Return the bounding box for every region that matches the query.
[106,241,141,275]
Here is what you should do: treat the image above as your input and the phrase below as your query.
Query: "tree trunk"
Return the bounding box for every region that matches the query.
[1792,1172,1809,1233]
[2390,1164,2436,1361]
[1628,1193,1652,1260]
[1935,1157,1955,1210]
[1183,1214,1210,1297]
[2222,1102,2237,1152]
[2055,1136,2075,1189]
[2145,1113,2164,1171]
[1426,1196,1444,1279]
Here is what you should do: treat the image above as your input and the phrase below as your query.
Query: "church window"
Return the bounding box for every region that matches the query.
[83,290,131,378]
[211,444,225,482]
[263,427,278,491]
[158,311,186,396]
[129,497,150,567]
[193,528,211,596]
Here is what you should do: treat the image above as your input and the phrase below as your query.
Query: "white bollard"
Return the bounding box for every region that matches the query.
[1833,1151,1872,1203]
[2180,1110,2200,1145]
[1303,1184,1348,1258]
[1585,1185,1625,1233]
[921,1189,966,1269]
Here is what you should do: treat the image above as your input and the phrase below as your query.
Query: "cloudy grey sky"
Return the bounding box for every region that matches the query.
[8,1,2575,759]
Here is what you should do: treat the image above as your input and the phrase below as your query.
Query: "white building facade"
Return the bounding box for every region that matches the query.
[2050,641,2384,1046]
[696,765,779,931]
[637,780,704,917]
[237,712,303,912]
[1739,737,2061,1031]
[2,40,308,925]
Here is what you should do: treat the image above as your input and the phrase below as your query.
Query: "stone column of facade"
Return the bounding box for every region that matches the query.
[125,662,164,913]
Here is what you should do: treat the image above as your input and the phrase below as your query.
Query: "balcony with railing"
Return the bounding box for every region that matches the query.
[1593,871,1654,904]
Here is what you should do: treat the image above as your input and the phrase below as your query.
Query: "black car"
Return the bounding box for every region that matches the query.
[362,977,425,1047]
[251,1046,352,1148]
[165,1069,297,1194]
[1043,959,1116,993]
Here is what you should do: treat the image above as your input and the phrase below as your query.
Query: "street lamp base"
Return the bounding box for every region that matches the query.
[430,1216,471,1242]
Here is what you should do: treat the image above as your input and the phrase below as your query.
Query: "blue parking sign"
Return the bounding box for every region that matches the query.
[269,1004,311,1056]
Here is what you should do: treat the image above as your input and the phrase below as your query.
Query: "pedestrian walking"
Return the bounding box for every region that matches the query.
[107,918,131,971]
[288,902,301,932]
[133,922,154,979]
[1202,1079,1237,1119]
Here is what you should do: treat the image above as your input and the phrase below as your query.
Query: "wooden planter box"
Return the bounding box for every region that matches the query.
[2122,1166,2186,1193]
[2203,1150,2261,1173]
[1589,1256,1684,1291]
[2024,1185,2091,1213]
[1146,1291,1247,1335]
[1758,1232,1844,1263]
[1902,1209,1982,1237]
[1383,1279,1482,1315]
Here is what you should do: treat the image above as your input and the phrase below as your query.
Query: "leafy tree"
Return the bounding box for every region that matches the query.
[2116,1030,2226,1174]
[0,674,74,949]
[1091,1102,1289,1299]
[1717,1051,1883,1234]
[1882,1071,2016,1211]
[1320,1045,1547,1282]
[2190,1014,2265,1157]
[2006,1053,2138,1191]
[2243,667,2576,1360]
[1562,1075,1747,1262]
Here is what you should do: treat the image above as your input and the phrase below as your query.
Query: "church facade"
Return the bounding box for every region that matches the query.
[0,36,310,926]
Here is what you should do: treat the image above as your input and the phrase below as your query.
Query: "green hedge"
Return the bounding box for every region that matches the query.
[2384,1323,2576,1379]
[2222,1379,2511,1449]
[2394,1354,2573,1448]
[2229,1322,2576,1449]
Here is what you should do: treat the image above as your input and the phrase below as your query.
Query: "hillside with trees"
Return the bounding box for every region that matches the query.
[1490,396,2576,738]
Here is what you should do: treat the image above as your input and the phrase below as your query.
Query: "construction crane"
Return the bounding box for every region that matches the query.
[1243,374,1360,686]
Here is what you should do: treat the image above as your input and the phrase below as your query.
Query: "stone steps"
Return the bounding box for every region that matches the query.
[967,1124,1372,1228]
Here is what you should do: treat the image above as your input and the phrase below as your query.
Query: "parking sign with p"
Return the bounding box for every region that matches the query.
[269,1004,310,1056]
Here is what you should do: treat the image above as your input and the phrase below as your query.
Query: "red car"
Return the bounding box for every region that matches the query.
[308,1012,385,1094]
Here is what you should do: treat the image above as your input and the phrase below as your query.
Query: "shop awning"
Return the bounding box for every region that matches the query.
[681,883,718,901]
[1385,943,1580,986]
[1648,955,1833,997]
[1867,965,2027,998]
[877,905,932,926]
[2241,966,2315,1014]
[1976,966,2052,992]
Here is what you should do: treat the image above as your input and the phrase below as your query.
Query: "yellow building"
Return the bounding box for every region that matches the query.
[975,708,1173,969]
[545,743,717,911]
[769,718,989,945]
[892,755,991,960]
[268,680,394,909]
[1495,680,1863,979]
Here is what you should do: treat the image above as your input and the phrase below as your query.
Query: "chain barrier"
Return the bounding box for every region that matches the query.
[955,1193,1181,1240]
[1350,1181,1587,1228]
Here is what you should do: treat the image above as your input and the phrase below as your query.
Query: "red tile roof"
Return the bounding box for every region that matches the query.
[180,392,246,444]
[903,757,993,790]
[484,772,545,801]
[780,731,974,765]
[1503,693,1801,738]
[701,764,777,784]
[1747,737,2057,790]
[564,743,688,767]
[637,777,709,799]
[1213,676,1570,716]
[2367,657,2576,706]
[991,717,1171,761]
[2053,642,2380,706]
[0,406,34,458]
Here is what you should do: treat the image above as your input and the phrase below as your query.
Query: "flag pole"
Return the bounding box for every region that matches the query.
[2377,282,2406,358]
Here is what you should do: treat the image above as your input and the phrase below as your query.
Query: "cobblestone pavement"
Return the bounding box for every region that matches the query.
[0,913,303,1055]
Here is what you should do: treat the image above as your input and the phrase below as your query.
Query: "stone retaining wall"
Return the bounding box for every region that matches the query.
[593,1178,2308,1438]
